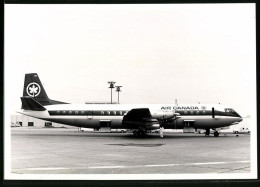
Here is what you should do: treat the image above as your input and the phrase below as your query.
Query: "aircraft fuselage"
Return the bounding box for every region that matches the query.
[19,103,242,130]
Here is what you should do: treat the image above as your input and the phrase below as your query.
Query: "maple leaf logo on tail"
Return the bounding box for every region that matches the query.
[26,82,41,97]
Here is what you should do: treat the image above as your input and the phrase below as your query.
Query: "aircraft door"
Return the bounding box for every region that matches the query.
[100,120,111,132]
[183,120,195,133]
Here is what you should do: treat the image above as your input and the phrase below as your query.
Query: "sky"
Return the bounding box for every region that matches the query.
[5,4,256,117]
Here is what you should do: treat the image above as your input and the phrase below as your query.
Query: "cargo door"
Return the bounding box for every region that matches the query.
[100,120,111,132]
[183,120,195,133]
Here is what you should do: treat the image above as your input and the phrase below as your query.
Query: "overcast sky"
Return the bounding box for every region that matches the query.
[5,4,256,116]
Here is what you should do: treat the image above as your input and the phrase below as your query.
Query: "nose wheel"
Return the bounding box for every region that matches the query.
[213,131,219,137]
[205,128,220,137]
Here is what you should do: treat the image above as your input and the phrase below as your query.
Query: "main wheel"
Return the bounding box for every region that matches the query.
[139,130,146,136]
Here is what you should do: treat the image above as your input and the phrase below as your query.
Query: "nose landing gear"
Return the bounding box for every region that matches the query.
[205,128,220,137]
[213,131,219,137]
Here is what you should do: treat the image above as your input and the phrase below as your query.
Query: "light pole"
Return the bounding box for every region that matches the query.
[108,81,116,104]
[115,86,122,104]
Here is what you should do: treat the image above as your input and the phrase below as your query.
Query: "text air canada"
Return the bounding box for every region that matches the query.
[161,106,206,110]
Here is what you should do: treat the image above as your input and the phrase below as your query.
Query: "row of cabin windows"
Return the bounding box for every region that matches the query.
[101,111,126,115]
[55,110,127,115]
[183,110,206,115]
[54,110,207,115]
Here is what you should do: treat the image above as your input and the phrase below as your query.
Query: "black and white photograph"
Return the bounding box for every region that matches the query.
[4,3,257,180]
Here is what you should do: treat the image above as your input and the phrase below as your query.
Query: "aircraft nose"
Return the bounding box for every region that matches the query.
[233,111,242,118]
[238,117,243,122]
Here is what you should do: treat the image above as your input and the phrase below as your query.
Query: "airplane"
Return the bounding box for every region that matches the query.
[18,73,243,137]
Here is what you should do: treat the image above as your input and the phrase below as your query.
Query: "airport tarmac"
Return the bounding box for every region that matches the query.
[11,128,250,175]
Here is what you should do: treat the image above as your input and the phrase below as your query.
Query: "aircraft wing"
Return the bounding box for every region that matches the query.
[123,108,152,121]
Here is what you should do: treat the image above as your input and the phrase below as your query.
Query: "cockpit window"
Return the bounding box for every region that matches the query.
[225,108,234,113]
[224,108,241,118]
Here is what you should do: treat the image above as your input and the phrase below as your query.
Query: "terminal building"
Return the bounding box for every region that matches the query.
[11,114,76,129]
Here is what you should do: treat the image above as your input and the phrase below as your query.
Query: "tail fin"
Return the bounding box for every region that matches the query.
[23,73,68,106]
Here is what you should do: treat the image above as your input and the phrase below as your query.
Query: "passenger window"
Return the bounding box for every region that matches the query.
[184,111,187,114]
[107,111,110,115]
[57,111,60,114]
[75,111,78,115]
[69,111,72,114]
[203,111,206,114]
[63,111,66,114]
[101,111,104,115]
[120,111,122,115]
[196,111,199,115]
[190,111,193,114]
[81,111,84,115]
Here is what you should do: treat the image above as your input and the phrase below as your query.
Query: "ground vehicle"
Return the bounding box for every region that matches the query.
[111,129,127,133]
[233,127,250,134]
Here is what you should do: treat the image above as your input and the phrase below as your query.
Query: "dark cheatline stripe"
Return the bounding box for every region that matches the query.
[47,110,238,117]
[48,110,128,116]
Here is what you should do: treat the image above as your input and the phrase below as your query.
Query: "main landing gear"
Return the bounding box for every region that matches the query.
[205,128,210,136]
[133,129,147,136]
[133,128,164,138]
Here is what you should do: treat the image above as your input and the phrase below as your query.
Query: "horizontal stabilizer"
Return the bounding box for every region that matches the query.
[21,96,46,111]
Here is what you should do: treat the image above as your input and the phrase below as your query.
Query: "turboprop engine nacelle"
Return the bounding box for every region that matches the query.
[151,110,176,120]
[123,118,160,130]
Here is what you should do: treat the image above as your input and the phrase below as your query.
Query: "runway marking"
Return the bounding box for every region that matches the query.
[89,166,126,169]
[12,161,250,172]
[89,161,250,169]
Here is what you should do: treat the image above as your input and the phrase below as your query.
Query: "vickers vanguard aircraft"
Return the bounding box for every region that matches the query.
[18,73,243,137]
